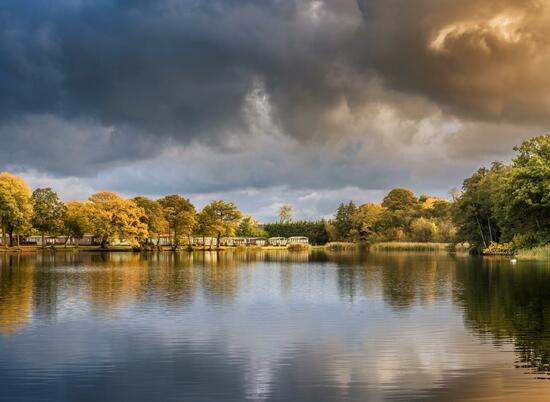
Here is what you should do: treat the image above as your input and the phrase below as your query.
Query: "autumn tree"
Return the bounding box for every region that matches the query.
[353,203,385,242]
[31,188,67,247]
[202,200,243,247]
[133,196,169,246]
[158,195,196,248]
[64,201,93,246]
[0,172,33,246]
[88,192,148,247]
[196,207,218,247]
[410,218,437,242]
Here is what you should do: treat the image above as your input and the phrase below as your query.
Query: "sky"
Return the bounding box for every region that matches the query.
[1,0,548,221]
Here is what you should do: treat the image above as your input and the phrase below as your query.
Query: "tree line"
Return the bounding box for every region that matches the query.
[0,135,548,252]
[0,177,266,248]
[267,135,549,253]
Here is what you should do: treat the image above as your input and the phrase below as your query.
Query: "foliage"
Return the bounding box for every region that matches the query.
[31,188,66,240]
[158,195,196,247]
[133,196,169,244]
[237,216,266,237]
[64,201,93,243]
[382,188,418,212]
[200,200,243,245]
[453,135,550,252]
[264,220,329,245]
[88,192,148,247]
[410,218,437,242]
[482,242,514,256]
[352,203,385,243]
[0,172,33,245]
[334,202,357,241]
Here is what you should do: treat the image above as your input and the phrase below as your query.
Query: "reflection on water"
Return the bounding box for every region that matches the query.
[1,251,550,401]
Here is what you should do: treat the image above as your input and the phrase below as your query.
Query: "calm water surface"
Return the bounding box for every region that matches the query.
[1,251,550,401]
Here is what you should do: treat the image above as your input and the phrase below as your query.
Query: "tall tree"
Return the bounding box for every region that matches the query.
[279,205,293,224]
[202,200,243,247]
[0,172,33,246]
[31,188,67,248]
[334,201,357,241]
[453,163,508,250]
[382,188,418,212]
[158,195,196,248]
[499,135,550,244]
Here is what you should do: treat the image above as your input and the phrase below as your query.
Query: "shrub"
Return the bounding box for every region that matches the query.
[410,218,437,242]
[482,242,514,256]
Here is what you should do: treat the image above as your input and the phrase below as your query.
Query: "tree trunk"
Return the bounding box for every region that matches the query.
[42,232,46,249]
[487,219,493,244]
[217,232,221,250]
[1,223,6,247]
[475,216,487,248]
[9,230,13,247]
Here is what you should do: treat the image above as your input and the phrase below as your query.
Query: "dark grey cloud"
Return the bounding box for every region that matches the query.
[0,0,545,214]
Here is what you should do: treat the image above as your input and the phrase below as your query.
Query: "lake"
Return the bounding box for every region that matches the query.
[1,251,550,401]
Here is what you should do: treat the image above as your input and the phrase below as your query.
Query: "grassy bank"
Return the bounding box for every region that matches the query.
[371,242,450,252]
[516,245,550,260]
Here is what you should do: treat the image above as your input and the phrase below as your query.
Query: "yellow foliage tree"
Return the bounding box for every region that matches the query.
[0,172,33,246]
[88,192,148,247]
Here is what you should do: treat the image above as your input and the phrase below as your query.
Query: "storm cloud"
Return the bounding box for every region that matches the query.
[0,0,546,219]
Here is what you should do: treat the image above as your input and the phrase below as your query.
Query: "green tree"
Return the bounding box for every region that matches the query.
[64,201,93,246]
[237,216,265,237]
[382,188,418,212]
[453,163,508,251]
[0,172,33,246]
[499,135,550,244]
[334,202,357,241]
[202,200,243,247]
[31,188,67,247]
[158,195,197,248]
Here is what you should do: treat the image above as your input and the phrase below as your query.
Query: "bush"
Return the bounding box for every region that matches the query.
[410,218,437,242]
[482,242,514,256]
[512,233,540,250]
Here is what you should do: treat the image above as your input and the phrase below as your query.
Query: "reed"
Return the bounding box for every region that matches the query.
[516,245,550,260]
[371,242,450,252]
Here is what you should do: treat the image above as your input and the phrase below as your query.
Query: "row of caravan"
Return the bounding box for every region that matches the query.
[15,235,309,247]
[156,236,309,247]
